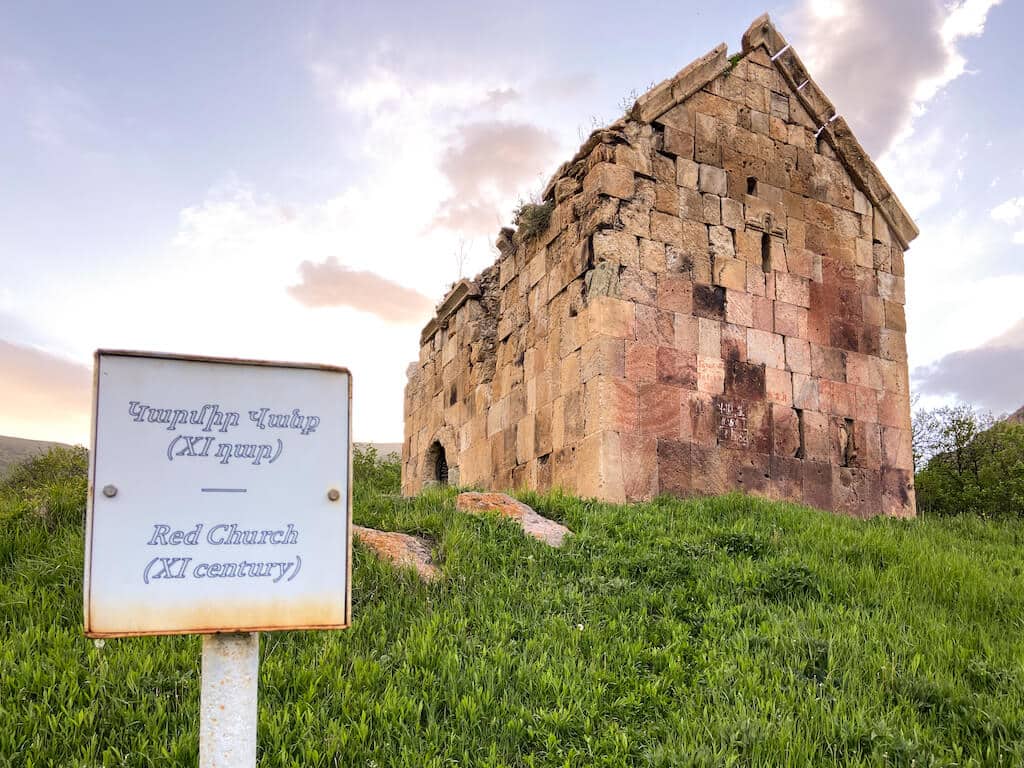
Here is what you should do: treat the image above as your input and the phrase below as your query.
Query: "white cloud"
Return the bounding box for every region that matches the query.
[990,196,1024,223]
[0,60,575,443]
[989,196,1024,244]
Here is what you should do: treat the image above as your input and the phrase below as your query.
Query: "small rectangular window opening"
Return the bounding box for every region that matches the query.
[795,408,805,459]
[761,232,771,274]
[747,176,758,195]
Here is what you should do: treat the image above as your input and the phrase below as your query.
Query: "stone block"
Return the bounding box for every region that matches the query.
[657,439,692,497]
[719,322,745,361]
[693,284,726,321]
[770,455,803,500]
[657,273,693,314]
[802,461,833,510]
[620,433,659,501]
[746,328,784,369]
[534,402,553,457]
[713,257,746,290]
[516,414,536,465]
[792,372,819,411]
[775,272,810,307]
[677,157,700,189]
[709,225,735,258]
[746,262,766,296]
[723,288,752,327]
[583,162,634,200]
[810,343,846,381]
[877,272,905,304]
[680,187,704,219]
[881,467,914,517]
[698,164,728,195]
[773,301,807,338]
[879,329,907,362]
[636,304,675,347]
[656,347,697,387]
[877,390,909,429]
[651,211,684,247]
[625,341,657,383]
[562,389,584,445]
[662,125,694,158]
[884,300,906,332]
[698,317,721,357]
[765,367,792,405]
[680,219,710,261]
[585,375,638,435]
[639,382,683,438]
[752,295,774,332]
[640,238,667,273]
[559,350,581,395]
[881,426,913,471]
[702,193,722,225]
[587,295,636,340]
[721,197,744,230]
[576,430,626,503]
[655,182,680,215]
[697,356,725,394]
[862,294,884,326]
[674,313,698,352]
[593,230,639,268]
[724,359,765,400]
[581,335,625,382]
[771,403,800,457]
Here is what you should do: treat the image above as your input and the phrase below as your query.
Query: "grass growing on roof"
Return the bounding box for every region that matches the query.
[2,447,1024,766]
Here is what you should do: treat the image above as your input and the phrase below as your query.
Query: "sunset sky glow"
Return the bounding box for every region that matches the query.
[1,0,1021,444]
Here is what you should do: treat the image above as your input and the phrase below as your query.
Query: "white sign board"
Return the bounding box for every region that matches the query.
[84,350,352,637]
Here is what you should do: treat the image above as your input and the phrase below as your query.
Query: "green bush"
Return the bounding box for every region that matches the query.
[352,445,400,498]
[512,199,555,241]
[914,404,1024,518]
[0,446,88,528]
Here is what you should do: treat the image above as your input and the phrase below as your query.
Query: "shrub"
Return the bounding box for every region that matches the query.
[512,199,554,241]
[0,446,88,527]
[913,404,1024,518]
[352,444,401,497]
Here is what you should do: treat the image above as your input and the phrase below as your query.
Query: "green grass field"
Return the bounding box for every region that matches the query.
[2,449,1023,767]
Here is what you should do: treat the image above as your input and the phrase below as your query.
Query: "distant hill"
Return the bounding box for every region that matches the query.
[0,435,74,477]
[1006,405,1024,425]
[356,442,401,458]
[0,435,398,477]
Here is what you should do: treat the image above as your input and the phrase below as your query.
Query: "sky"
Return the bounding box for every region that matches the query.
[1,0,1021,445]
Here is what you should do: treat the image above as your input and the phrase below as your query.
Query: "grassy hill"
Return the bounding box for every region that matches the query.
[0,434,73,476]
[2,449,1023,766]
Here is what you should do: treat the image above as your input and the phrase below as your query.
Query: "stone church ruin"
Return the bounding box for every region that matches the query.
[402,14,918,517]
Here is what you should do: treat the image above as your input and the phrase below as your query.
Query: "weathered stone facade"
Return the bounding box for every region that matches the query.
[403,15,919,517]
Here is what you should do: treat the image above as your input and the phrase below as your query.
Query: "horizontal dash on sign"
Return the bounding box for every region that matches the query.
[200,488,248,493]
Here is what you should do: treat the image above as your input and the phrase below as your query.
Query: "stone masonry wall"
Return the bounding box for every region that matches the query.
[403,16,917,517]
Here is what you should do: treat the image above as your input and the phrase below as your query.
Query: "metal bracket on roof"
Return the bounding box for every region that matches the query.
[814,113,839,140]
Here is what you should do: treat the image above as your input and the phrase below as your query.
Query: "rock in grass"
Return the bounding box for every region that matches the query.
[455,492,570,547]
[353,525,439,581]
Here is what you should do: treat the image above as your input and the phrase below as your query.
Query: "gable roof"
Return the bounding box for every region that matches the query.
[625,14,918,249]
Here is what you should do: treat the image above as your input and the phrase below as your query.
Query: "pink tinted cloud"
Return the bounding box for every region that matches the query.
[288,257,434,324]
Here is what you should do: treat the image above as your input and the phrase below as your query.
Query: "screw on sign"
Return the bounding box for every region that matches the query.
[83,351,353,767]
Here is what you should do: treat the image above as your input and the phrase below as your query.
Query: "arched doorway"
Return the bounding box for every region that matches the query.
[426,441,448,486]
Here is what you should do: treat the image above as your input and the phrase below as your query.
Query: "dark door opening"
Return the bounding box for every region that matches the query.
[434,444,449,485]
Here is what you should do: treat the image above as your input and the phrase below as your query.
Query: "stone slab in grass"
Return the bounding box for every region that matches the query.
[456,492,570,547]
[353,525,439,581]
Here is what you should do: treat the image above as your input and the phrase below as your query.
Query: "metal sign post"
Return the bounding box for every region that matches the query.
[200,633,259,768]
[83,350,353,765]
